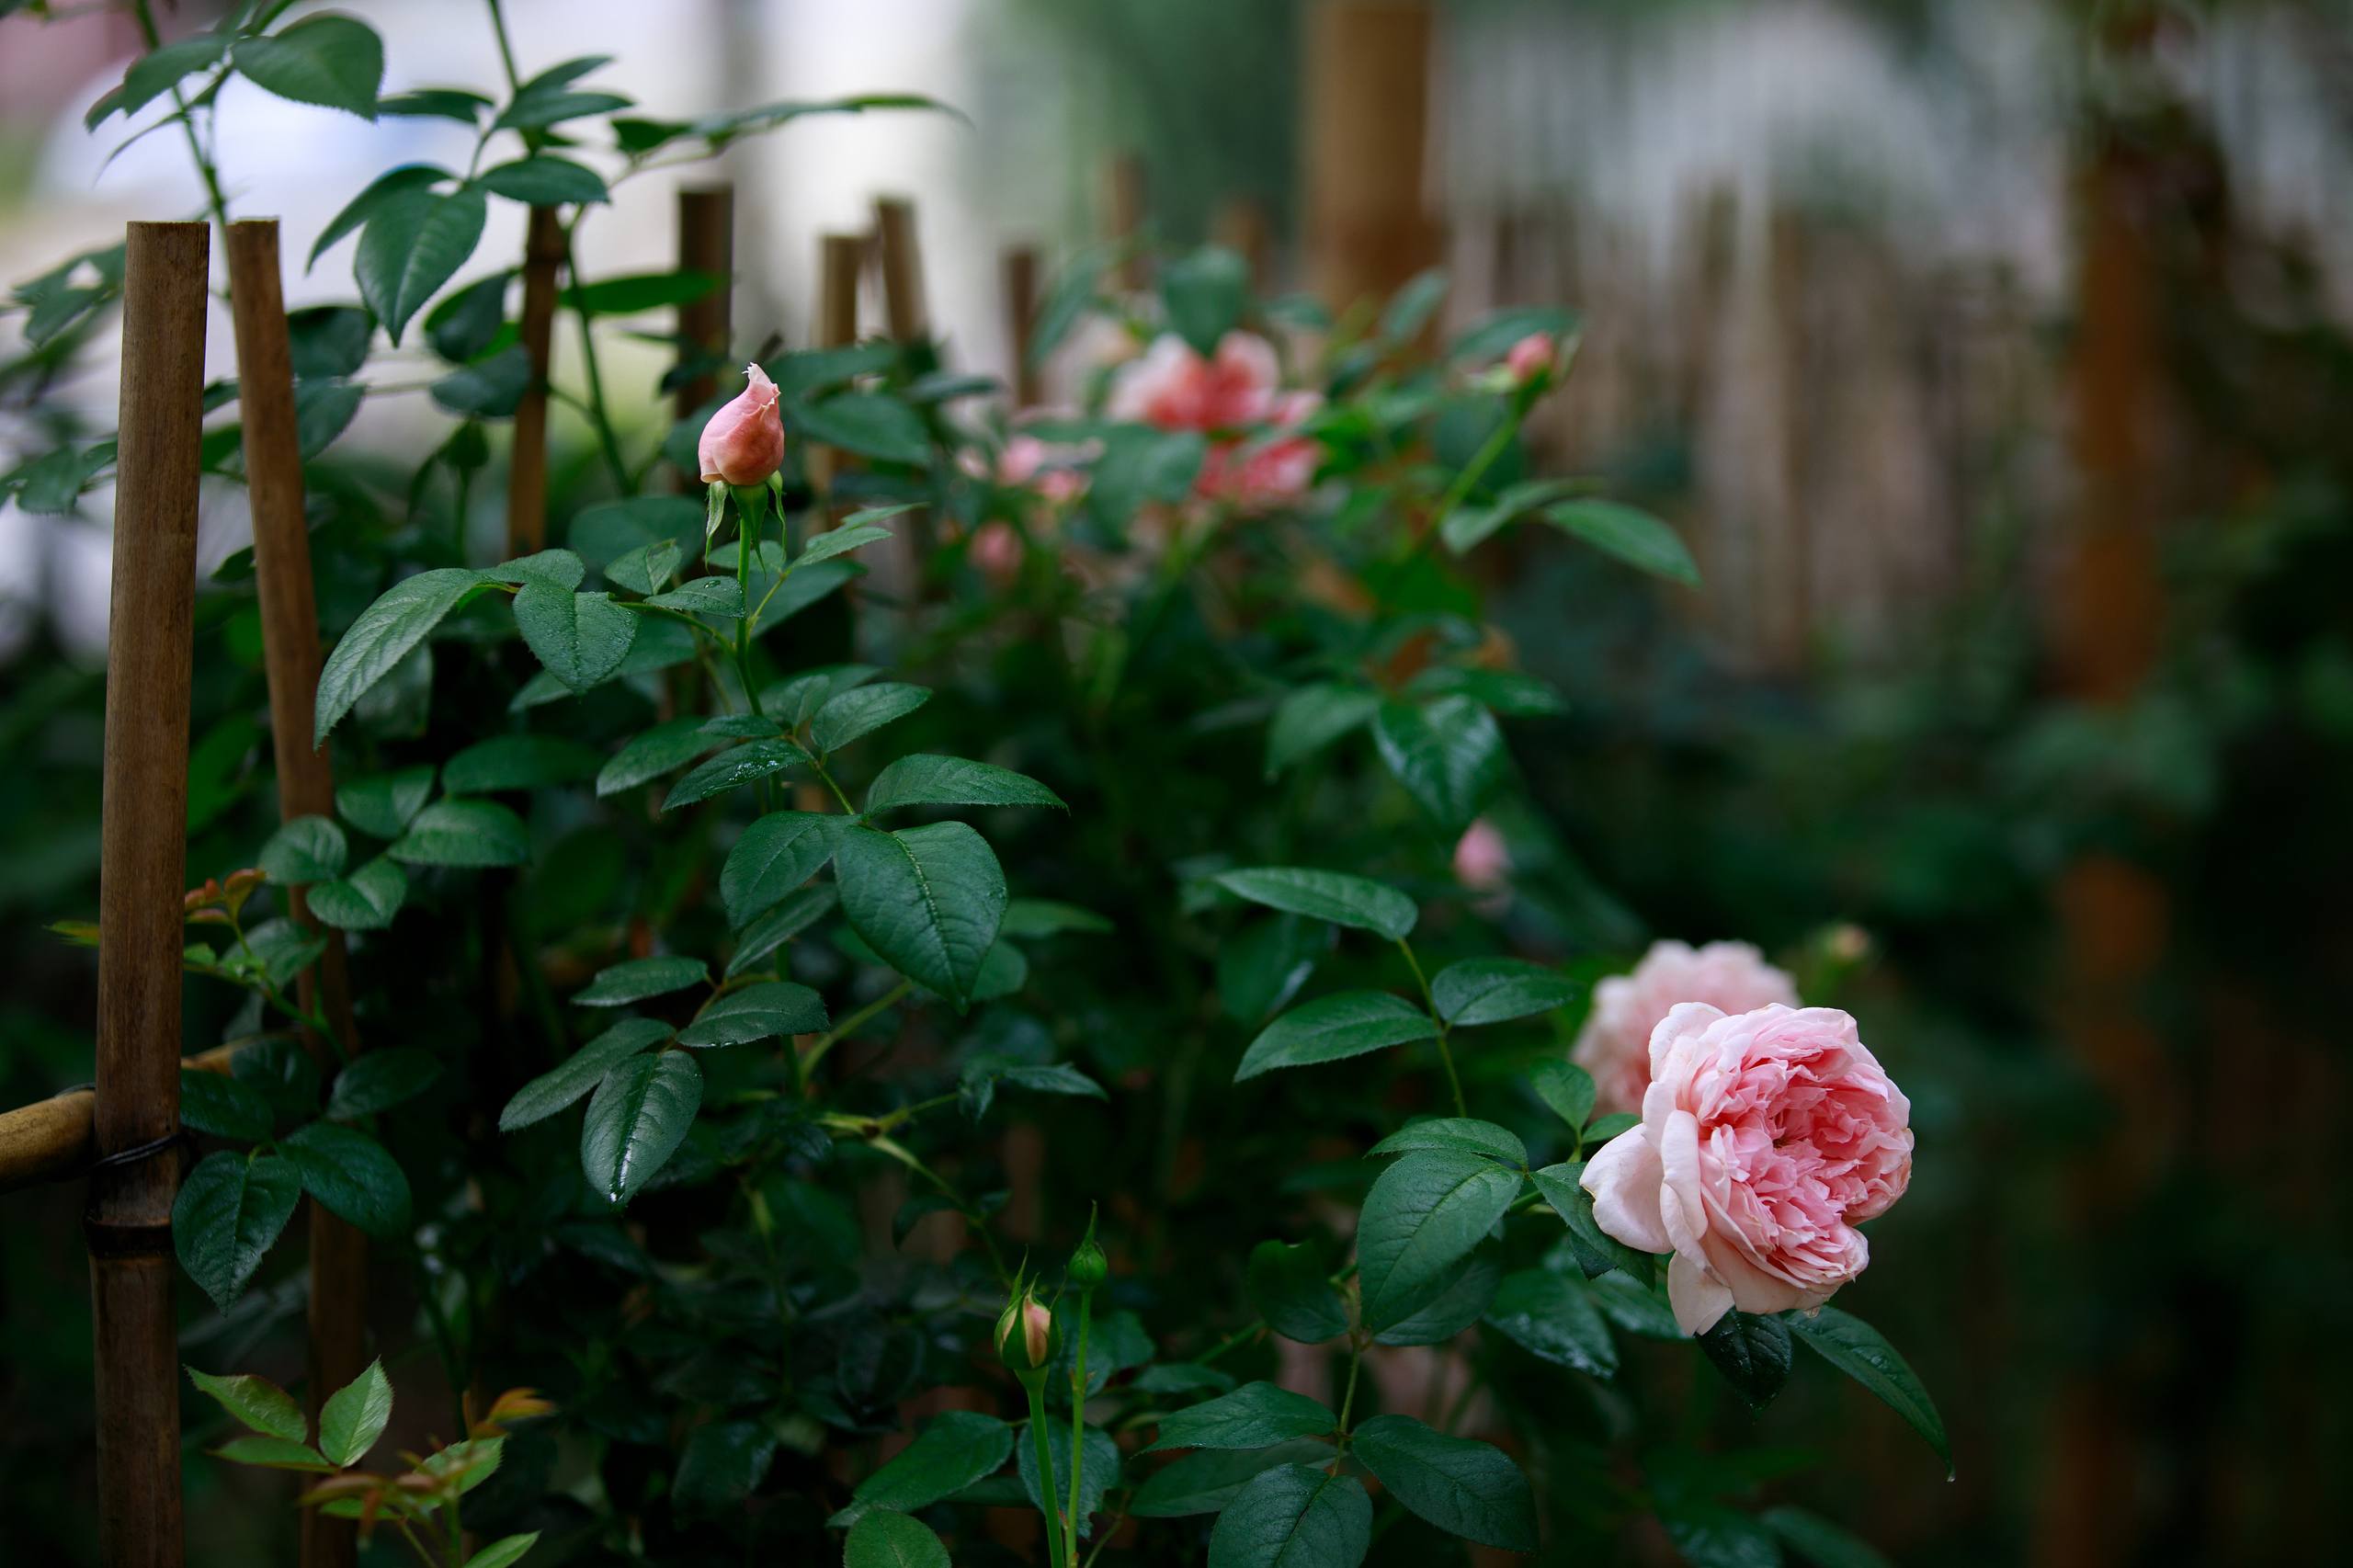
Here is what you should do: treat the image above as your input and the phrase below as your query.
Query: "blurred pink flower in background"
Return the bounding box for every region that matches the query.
[1582,1001,1914,1335]
[1505,332,1560,386]
[968,520,1024,582]
[1196,390,1322,508]
[1573,939,1799,1118]
[1452,817,1512,892]
[697,364,784,486]
[1108,331,1281,430]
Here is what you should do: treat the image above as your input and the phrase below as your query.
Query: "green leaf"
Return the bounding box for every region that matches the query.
[726,884,838,978]
[1787,1308,1952,1476]
[335,766,435,838]
[460,1534,541,1568]
[1406,665,1568,716]
[317,1358,392,1467]
[1129,1440,1335,1517]
[1483,1267,1619,1377]
[378,87,493,122]
[722,812,839,927]
[596,718,719,797]
[423,270,511,361]
[388,800,529,868]
[812,682,930,755]
[474,154,608,206]
[1368,1117,1526,1167]
[562,269,719,314]
[864,754,1065,815]
[832,823,1006,1008]
[1430,957,1579,1027]
[1016,1421,1122,1537]
[660,739,813,812]
[98,35,233,126]
[1349,1414,1536,1551]
[842,1511,948,1568]
[581,1051,701,1202]
[1529,1161,1654,1287]
[603,540,681,597]
[186,1366,306,1443]
[574,955,707,1006]
[1245,1240,1347,1344]
[308,165,449,268]
[1162,244,1249,356]
[850,1411,1013,1514]
[326,1048,440,1119]
[1266,684,1378,778]
[641,575,745,619]
[1663,1506,1788,1568]
[1449,305,1576,364]
[442,733,599,793]
[485,549,585,589]
[290,380,366,457]
[1380,267,1449,341]
[1212,867,1416,941]
[1027,249,1104,366]
[1528,1061,1597,1131]
[767,664,881,727]
[499,1017,671,1131]
[428,346,530,418]
[213,1436,335,1471]
[1438,477,1586,555]
[1356,1150,1520,1329]
[673,1419,778,1517]
[676,981,825,1048]
[1234,991,1437,1081]
[179,1069,276,1142]
[1584,1111,1641,1145]
[1144,1381,1336,1453]
[793,392,929,466]
[1699,1310,1794,1412]
[279,1122,412,1238]
[315,569,487,741]
[308,857,408,931]
[174,1152,302,1310]
[1086,426,1205,534]
[356,187,486,346]
[1589,1272,1683,1340]
[1540,498,1699,586]
[1372,696,1502,831]
[1371,1256,1500,1346]
[1760,1506,1893,1568]
[1207,1464,1370,1568]
[794,522,895,571]
[998,899,1113,938]
[233,15,382,117]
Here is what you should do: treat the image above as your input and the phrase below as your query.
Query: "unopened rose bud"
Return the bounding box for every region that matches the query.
[1824,923,1871,964]
[1505,332,1558,388]
[697,364,785,487]
[1067,1235,1108,1291]
[995,1286,1057,1373]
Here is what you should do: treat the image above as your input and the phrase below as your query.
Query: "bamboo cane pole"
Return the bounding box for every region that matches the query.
[1001,244,1042,408]
[506,205,564,555]
[806,232,865,500]
[674,185,734,421]
[91,217,208,1568]
[223,218,366,1568]
[0,1046,239,1196]
[1304,0,1440,312]
[872,196,927,344]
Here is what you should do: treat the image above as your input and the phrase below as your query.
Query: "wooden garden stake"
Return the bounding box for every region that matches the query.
[675,185,734,420]
[506,204,564,555]
[872,196,928,344]
[1213,197,1276,292]
[224,218,366,1568]
[1107,153,1150,291]
[1305,0,1440,312]
[806,232,865,498]
[1001,244,1042,407]
[91,217,208,1568]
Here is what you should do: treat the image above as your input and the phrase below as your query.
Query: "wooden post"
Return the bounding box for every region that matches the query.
[1213,197,1276,293]
[1304,0,1440,312]
[92,218,208,1568]
[1002,244,1042,408]
[675,185,734,420]
[506,205,564,556]
[872,196,927,344]
[224,218,366,1568]
[820,231,863,349]
[1107,153,1149,291]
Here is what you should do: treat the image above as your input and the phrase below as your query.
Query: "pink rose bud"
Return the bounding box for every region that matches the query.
[1505,333,1557,387]
[1451,819,1512,892]
[969,521,1024,582]
[1581,1002,1914,1335]
[1571,939,1799,1119]
[1021,1299,1053,1367]
[697,364,784,486]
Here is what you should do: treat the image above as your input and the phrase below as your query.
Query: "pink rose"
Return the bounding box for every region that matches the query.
[1581,1002,1914,1335]
[969,520,1024,582]
[698,363,784,486]
[1572,940,1799,1119]
[1107,331,1280,432]
[999,433,1090,505]
[1196,391,1322,509]
[1504,332,1558,387]
[1451,818,1511,892]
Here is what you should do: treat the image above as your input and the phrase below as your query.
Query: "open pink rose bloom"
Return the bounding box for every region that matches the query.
[1108,331,1323,508]
[698,363,785,486]
[1573,938,1799,1119]
[1581,1002,1914,1335]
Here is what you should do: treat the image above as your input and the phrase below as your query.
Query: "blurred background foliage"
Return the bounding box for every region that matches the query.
[4,0,2352,1564]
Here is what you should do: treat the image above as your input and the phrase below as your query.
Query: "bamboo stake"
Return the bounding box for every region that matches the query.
[675,185,734,420]
[224,218,366,1568]
[807,232,865,498]
[872,196,927,344]
[506,205,564,556]
[1212,197,1276,293]
[1107,153,1150,291]
[1001,244,1042,408]
[0,1046,239,1197]
[1304,0,1440,312]
[92,218,208,1568]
